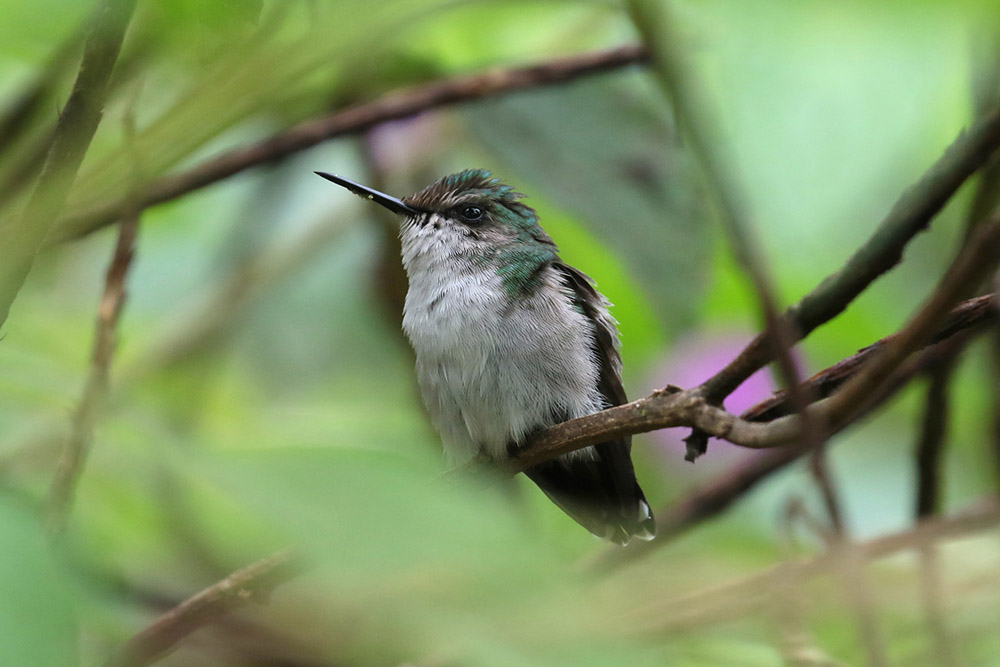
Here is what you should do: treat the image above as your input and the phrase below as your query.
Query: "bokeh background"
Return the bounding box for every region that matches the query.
[0,0,998,665]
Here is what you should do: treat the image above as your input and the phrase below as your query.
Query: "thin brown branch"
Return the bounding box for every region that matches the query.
[108,548,301,667]
[992,318,1000,489]
[0,0,136,329]
[45,209,140,533]
[52,44,648,243]
[740,223,1000,446]
[699,103,1000,404]
[916,363,955,518]
[593,295,994,574]
[706,222,996,453]
[809,450,845,536]
[511,386,796,473]
[741,293,997,422]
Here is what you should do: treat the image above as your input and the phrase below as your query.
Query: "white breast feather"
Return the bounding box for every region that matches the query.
[400,218,607,465]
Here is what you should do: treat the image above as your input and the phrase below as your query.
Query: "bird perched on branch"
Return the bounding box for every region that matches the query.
[316,169,655,545]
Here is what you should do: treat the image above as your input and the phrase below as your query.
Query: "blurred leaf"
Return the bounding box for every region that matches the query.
[201,446,678,664]
[0,0,88,62]
[1,1,999,664]
[464,74,711,332]
[205,446,539,579]
[535,205,667,371]
[0,494,77,665]
[58,0,442,235]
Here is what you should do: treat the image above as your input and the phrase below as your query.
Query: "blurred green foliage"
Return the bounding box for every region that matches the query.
[0,0,999,665]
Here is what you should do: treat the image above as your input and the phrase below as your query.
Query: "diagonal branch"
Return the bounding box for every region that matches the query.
[108,548,300,667]
[52,44,648,243]
[0,0,136,329]
[741,293,997,423]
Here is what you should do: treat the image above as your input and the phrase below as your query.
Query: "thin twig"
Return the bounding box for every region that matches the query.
[809,452,845,536]
[0,0,136,329]
[992,318,1000,488]
[741,293,997,422]
[52,44,648,243]
[628,0,846,525]
[45,208,139,533]
[916,363,955,518]
[108,548,300,667]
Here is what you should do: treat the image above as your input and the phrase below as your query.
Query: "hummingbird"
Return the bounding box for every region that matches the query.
[316,169,655,545]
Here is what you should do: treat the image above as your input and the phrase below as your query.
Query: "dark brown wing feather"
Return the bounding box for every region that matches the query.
[521,263,655,545]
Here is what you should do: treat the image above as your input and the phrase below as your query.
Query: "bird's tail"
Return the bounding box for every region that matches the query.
[523,447,655,545]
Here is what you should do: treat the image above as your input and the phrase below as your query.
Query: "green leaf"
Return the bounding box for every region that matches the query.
[0,494,77,666]
[464,74,711,333]
[200,446,676,664]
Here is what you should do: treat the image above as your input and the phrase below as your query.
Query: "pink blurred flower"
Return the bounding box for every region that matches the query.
[641,331,806,474]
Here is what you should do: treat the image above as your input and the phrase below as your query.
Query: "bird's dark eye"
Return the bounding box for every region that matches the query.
[459,205,484,224]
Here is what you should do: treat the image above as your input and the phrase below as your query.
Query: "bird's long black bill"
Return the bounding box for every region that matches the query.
[314,171,420,216]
